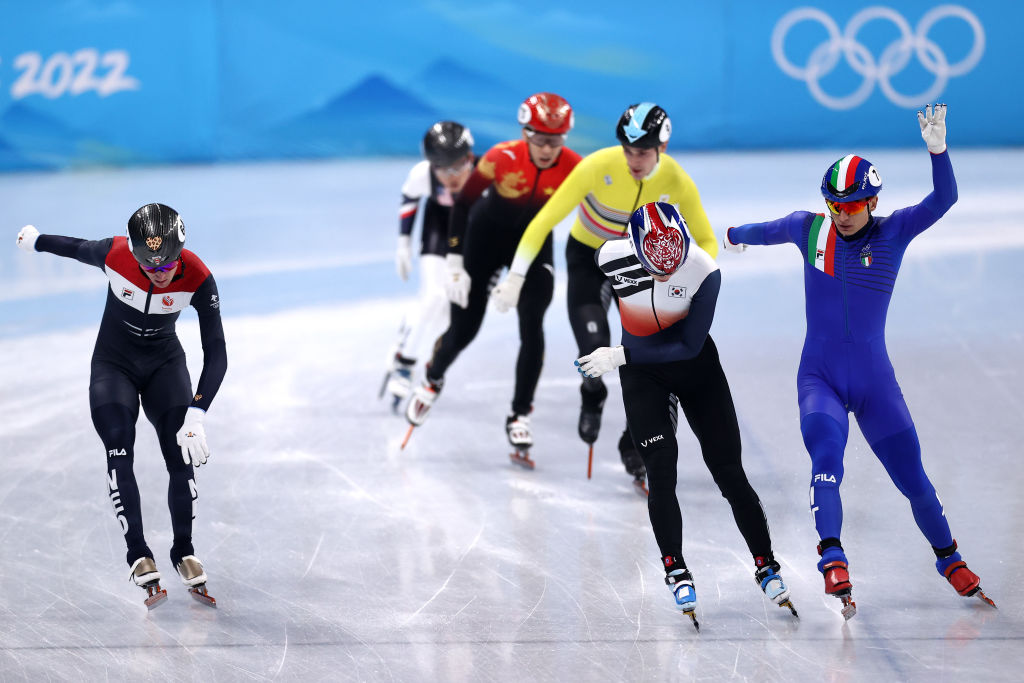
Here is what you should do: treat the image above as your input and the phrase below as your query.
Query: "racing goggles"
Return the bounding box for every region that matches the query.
[141,260,178,273]
[523,127,566,149]
[433,157,473,178]
[825,198,870,216]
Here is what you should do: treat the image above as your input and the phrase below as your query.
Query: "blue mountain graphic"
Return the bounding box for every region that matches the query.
[270,74,444,157]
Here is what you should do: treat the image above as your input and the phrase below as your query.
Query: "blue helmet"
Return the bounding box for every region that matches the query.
[821,154,882,202]
[627,202,689,276]
[616,103,671,149]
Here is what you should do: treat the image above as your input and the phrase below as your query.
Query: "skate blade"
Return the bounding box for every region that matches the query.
[684,610,700,631]
[400,424,415,450]
[974,589,997,609]
[633,478,649,497]
[189,584,217,608]
[143,583,168,610]
[778,599,799,618]
[839,595,857,620]
[510,450,535,470]
[587,445,593,480]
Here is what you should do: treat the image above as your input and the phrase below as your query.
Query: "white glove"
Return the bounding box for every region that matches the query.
[175,407,209,467]
[445,253,471,309]
[918,103,947,154]
[16,225,39,251]
[722,227,747,254]
[490,272,525,313]
[395,235,413,281]
[574,345,627,379]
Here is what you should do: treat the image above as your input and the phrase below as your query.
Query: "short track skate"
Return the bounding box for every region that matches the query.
[822,560,856,620]
[176,556,217,608]
[130,557,168,610]
[632,475,649,497]
[509,447,535,470]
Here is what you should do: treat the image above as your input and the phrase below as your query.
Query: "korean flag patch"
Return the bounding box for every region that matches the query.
[668,285,686,298]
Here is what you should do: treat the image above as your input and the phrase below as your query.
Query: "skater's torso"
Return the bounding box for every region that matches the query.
[596,237,721,365]
[448,140,581,254]
[34,234,227,411]
[511,146,717,276]
[399,160,457,257]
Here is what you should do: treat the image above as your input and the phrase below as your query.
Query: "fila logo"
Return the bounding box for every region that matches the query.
[814,473,837,484]
[107,448,127,457]
[668,285,686,298]
[640,434,664,447]
[121,287,135,300]
[615,273,640,286]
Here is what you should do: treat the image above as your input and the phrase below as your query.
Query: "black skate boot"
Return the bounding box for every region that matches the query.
[578,381,607,445]
[618,430,648,496]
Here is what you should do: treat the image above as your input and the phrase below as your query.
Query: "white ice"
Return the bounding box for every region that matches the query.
[1,149,1022,681]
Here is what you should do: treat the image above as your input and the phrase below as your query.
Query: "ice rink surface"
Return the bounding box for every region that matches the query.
[1,148,1022,682]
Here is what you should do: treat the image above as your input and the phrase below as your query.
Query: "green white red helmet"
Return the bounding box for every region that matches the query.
[821,154,883,202]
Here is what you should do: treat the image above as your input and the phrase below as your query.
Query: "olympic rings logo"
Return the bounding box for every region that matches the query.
[771,6,985,109]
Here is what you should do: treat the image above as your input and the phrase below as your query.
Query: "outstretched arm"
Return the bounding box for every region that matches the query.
[896,104,957,240]
[18,227,112,269]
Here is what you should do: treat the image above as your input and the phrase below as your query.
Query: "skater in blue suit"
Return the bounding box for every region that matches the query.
[723,105,994,618]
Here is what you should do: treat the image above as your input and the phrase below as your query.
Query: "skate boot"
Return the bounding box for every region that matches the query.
[664,562,699,631]
[934,540,996,607]
[754,556,798,617]
[176,555,216,608]
[405,376,443,427]
[130,557,168,610]
[383,354,416,412]
[618,430,648,496]
[818,539,856,620]
[577,382,607,445]
[506,413,535,470]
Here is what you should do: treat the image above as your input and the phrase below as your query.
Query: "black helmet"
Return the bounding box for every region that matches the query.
[422,121,474,167]
[616,103,672,148]
[126,203,185,268]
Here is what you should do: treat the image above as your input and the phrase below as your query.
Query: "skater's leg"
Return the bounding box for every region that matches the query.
[402,253,451,362]
[566,237,613,442]
[620,365,681,558]
[680,338,774,557]
[90,362,151,565]
[140,358,195,569]
[511,253,554,416]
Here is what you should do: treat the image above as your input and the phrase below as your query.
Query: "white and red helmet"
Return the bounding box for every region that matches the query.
[627,202,690,276]
[517,92,574,135]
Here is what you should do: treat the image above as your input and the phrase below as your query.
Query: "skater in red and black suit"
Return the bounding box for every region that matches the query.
[405,93,582,461]
[15,203,225,609]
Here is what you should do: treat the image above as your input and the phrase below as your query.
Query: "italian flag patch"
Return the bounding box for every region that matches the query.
[807,214,836,275]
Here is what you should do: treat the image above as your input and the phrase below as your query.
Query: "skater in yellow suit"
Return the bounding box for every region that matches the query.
[490,103,718,488]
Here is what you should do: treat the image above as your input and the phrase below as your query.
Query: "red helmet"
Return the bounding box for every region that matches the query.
[517,92,574,135]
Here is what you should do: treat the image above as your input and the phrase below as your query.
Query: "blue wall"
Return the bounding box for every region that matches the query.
[0,1,1013,171]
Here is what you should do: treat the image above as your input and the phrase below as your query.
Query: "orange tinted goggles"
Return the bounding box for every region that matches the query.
[825,198,869,215]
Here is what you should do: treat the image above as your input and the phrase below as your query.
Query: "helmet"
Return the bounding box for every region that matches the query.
[126,203,185,268]
[627,202,689,276]
[517,92,573,134]
[616,103,671,148]
[821,154,882,202]
[422,121,474,168]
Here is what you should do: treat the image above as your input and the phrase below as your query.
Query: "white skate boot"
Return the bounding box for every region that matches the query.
[665,567,699,630]
[506,414,535,469]
[176,555,216,608]
[405,378,442,427]
[383,355,415,412]
[755,560,798,617]
[130,557,168,610]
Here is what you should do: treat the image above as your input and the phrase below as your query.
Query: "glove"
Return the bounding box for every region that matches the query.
[445,253,471,309]
[490,272,525,313]
[16,225,39,251]
[918,103,947,154]
[722,227,747,254]
[395,235,412,281]
[574,346,627,379]
[175,407,209,467]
